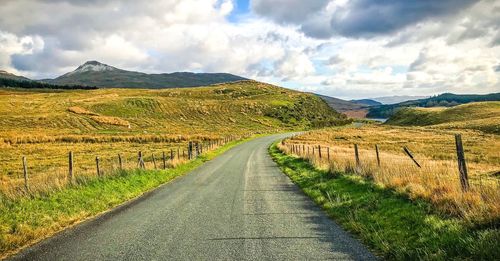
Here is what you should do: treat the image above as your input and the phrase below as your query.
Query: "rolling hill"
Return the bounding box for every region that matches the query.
[316,94,373,118]
[385,101,500,134]
[43,61,247,88]
[367,92,500,118]
[0,80,348,142]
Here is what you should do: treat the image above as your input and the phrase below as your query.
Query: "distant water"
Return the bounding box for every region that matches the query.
[366,118,388,123]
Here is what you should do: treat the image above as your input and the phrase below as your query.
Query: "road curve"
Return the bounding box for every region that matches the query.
[9,134,376,261]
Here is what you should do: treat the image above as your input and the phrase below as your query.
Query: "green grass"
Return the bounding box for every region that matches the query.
[269,143,500,260]
[0,137,252,258]
[386,102,500,134]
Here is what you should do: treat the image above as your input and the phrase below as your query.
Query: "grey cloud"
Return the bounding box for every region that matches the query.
[252,0,479,39]
[326,55,343,65]
[329,0,478,38]
[11,38,75,74]
[251,0,329,24]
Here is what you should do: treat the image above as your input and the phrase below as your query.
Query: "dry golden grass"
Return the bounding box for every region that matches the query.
[89,115,130,127]
[67,106,97,115]
[280,124,500,224]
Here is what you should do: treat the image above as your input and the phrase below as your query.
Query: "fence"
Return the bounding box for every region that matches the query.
[3,135,243,198]
[279,133,500,221]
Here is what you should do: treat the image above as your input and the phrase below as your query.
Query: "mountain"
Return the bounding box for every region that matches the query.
[371,95,429,104]
[316,94,372,118]
[367,92,500,118]
[44,61,247,88]
[350,99,382,106]
[0,70,30,81]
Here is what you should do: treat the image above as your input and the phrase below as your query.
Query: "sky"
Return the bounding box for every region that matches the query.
[0,0,499,99]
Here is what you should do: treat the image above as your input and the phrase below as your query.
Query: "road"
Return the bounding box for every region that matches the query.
[10,134,376,260]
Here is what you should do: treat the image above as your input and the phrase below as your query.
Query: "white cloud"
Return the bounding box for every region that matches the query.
[0,0,498,99]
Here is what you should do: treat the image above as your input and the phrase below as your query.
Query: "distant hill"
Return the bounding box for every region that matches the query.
[0,70,30,81]
[316,94,374,118]
[0,75,96,90]
[371,95,429,104]
[350,99,382,106]
[43,61,247,88]
[386,102,500,134]
[367,93,500,118]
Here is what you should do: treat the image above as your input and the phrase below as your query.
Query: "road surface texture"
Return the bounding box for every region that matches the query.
[10,134,376,261]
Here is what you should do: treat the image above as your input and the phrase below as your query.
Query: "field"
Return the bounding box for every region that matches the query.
[0,80,348,197]
[386,101,500,134]
[279,124,499,224]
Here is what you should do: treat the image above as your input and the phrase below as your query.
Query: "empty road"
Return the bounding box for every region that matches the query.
[10,134,376,260]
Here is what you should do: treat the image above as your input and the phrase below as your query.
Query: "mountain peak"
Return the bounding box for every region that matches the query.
[70,61,118,75]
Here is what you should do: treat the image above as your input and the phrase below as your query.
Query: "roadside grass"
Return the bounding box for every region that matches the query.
[0,137,251,259]
[269,144,500,260]
[284,125,500,224]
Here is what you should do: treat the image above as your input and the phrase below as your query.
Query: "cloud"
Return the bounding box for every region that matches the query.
[251,0,329,24]
[0,0,498,99]
[252,0,479,39]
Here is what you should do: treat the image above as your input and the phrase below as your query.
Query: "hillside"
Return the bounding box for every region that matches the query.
[386,101,500,134]
[367,92,500,118]
[0,80,348,142]
[350,99,382,106]
[316,94,371,118]
[43,61,247,88]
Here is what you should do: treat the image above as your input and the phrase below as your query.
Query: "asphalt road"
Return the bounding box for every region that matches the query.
[10,134,376,260]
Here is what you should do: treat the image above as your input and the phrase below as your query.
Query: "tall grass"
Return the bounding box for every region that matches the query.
[278,127,500,224]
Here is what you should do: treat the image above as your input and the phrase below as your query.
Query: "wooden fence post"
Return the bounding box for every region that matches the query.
[302,145,305,155]
[188,142,193,160]
[375,144,380,167]
[403,146,421,168]
[118,154,123,170]
[22,156,29,191]
[455,134,469,192]
[96,156,101,177]
[327,147,330,161]
[170,149,174,161]
[162,152,166,169]
[152,153,157,169]
[177,147,180,159]
[354,144,360,167]
[68,151,74,183]
[318,145,322,159]
[138,151,145,169]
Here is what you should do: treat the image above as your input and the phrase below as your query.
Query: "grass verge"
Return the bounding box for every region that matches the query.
[0,137,253,259]
[269,143,500,260]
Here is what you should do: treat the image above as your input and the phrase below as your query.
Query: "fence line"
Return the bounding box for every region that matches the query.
[280,134,498,193]
[5,136,242,197]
